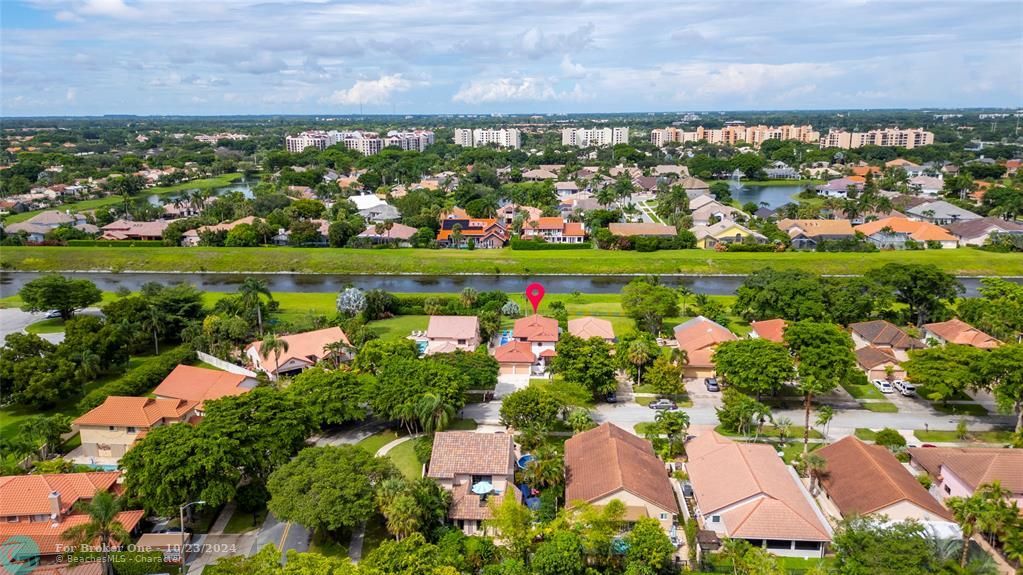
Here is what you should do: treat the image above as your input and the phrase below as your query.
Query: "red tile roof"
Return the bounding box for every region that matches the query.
[749,319,787,343]
[854,217,957,243]
[849,320,924,350]
[908,447,1023,495]
[427,432,516,479]
[246,326,350,373]
[923,319,1000,349]
[674,316,737,354]
[0,510,144,557]
[0,472,121,517]
[567,317,615,340]
[74,396,196,428]
[513,315,559,343]
[426,315,479,340]
[152,365,252,408]
[493,341,535,364]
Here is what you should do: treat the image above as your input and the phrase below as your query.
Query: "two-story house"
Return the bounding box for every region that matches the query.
[427,432,518,535]
[520,217,586,244]
[848,320,924,361]
[73,396,197,460]
[436,218,509,248]
[425,315,481,354]
[493,314,559,375]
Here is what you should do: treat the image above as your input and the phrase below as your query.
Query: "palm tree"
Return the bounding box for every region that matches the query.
[677,287,693,316]
[76,349,102,381]
[522,444,564,489]
[417,393,455,434]
[62,491,129,575]
[567,409,595,433]
[459,287,479,309]
[804,453,827,495]
[626,338,654,386]
[238,278,273,335]
[815,405,834,440]
[260,332,289,380]
[140,303,165,355]
[375,477,408,510]
[975,482,1015,546]
[323,340,352,369]
[655,409,690,457]
[384,494,421,541]
[948,494,985,567]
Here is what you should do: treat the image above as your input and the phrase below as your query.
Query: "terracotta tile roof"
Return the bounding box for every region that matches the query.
[539,349,557,358]
[685,432,831,542]
[817,437,951,520]
[427,432,516,479]
[567,317,615,340]
[100,219,171,239]
[923,319,1000,349]
[153,365,252,407]
[184,216,256,238]
[449,481,521,521]
[357,222,419,240]
[749,319,786,343]
[854,217,958,242]
[74,396,196,428]
[849,320,924,350]
[247,326,349,372]
[513,315,559,343]
[0,510,144,556]
[776,219,855,238]
[563,222,585,237]
[564,423,678,514]
[855,345,899,369]
[427,315,479,340]
[523,217,568,231]
[493,341,535,364]
[674,316,737,354]
[908,448,1023,495]
[0,472,121,516]
[608,222,677,237]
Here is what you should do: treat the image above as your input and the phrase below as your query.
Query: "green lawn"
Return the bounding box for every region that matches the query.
[529,377,595,408]
[386,439,423,479]
[779,441,822,464]
[854,428,877,441]
[714,424,823,440]
[24,318,67,334]
[913,429,1014,444]
[3,244,1019,276]
[366,315,429,341]
[932,403,989,416]
[862,401,899,413]
[2,174,243,224]
[309,529,348,558]
[914,384,972,402]
[841,380,884,400]
[355,429,403,455]
[447,418,478,431]
[223,507,266,534]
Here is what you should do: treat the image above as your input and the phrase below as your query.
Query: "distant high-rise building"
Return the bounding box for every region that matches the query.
[453,128,521,149]
[650,125,819,149]
[819,128,935,149]
[285,129,434,155]
[561,127,629,147]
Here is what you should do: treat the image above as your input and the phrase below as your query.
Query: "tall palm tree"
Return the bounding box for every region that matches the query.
[815,405,834,440]
[626,338,653,386]
[677,287,693,316]
[975,482,1015,546]
[948,494,984,567]
[62,491,129,575]
[260,332,289,380]
[522,444,564,489]
[238,278,273,335]
[140,303,165,355]
[384,494,421,541]
[323,340,352,369]
[655,409,690,456]
[76,349,102,381]
[417,393,455,434]
[804,453,827,495]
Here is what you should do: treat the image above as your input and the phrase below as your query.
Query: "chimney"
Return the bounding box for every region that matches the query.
[48,491,62,520]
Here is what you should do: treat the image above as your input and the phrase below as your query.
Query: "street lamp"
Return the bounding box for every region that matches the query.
[179,500,205,575]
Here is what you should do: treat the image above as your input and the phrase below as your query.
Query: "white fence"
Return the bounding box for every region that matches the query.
[196,351,258,377]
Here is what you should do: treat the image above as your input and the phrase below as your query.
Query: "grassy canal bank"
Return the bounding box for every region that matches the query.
[1,245,1021,276]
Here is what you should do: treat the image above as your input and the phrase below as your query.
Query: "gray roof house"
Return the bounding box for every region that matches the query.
[358,203,401,222]
[905,201,981,226]
[944,217,1023,246]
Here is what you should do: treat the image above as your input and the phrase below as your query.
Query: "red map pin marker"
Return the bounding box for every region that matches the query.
[525,282,545,314]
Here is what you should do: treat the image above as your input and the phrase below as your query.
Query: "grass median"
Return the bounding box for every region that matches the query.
[2,244,1021,276]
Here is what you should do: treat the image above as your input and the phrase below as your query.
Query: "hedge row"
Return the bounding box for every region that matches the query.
[394,294,459,315]
[510,239,592,250]
[78,346,196,411]
[67,240,166,247]
[725,243,777,252]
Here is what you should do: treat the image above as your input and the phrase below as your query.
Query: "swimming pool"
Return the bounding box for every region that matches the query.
[416,341,428,354]
[499,330,512,346]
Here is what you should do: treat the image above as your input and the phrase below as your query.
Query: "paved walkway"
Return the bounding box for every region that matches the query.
[208,502,236,535]
[376,434,421,457]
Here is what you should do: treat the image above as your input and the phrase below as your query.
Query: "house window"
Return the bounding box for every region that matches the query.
[6,517,18,523]
[458,339,466,345]
[108,426,116,431]
[794,541,822,551]
[944,485,951,494]
[710,515,720,523]
[659,513,669,520]
[471,475,493,485]
[766,540,791,550]
[126,427,137,434]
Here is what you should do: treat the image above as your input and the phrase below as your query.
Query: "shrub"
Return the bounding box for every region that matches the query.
[917,474,933,489]
[873,427,907,451]
[726,243,777,252]
[414,436,434,464]
[77,347,195,411]
[510,239,592,250]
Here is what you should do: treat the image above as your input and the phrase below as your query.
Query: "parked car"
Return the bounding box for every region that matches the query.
[873,379,895,394]
[44,310,62,319]
[605,391,618,404]
[704,377,720,392]
[649,399,677,410]
[893,380,916,397]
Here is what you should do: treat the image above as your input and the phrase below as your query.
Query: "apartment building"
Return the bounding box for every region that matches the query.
[385,130,435,151]
[285,129,435,155]
[561,127,629,147]
[194,133,249,144]
[453,128,522,149]
[285,131,332,153]
[650,125,818,148]
[819,128,935,149]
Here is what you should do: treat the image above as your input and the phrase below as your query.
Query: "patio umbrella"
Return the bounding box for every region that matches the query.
[471,481,494,495]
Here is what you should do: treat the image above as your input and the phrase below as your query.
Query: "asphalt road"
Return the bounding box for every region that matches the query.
[0,307,102,344]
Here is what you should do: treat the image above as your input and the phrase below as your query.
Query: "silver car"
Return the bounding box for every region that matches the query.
[893,380,916,397]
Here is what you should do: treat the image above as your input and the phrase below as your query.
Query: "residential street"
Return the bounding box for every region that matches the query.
[0,307,102,344]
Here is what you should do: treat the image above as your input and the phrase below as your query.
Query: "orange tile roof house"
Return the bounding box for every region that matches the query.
[100,219,172,241]
[854,345,906,381]
[73,396,197,460]
[849,320,924,361]
[425,315,481,354]
[493,341,536,376]
[854,217,958,249]
[674,316,737,379]
[685,432,832,558]
[565,423,678,531]
[567,316,615,342]
[922,319,1000,349]
[0,472,144,560]
[436,218,508,248]
[908,447,1023,509]
[427,432,518,536]
[817,437,952,523]
[749,319,787,343]
[244,326,350,378]
[520,217,587,244]
[181,216,256,246]
[153,365,257,412]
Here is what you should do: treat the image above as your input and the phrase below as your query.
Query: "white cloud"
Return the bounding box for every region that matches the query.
[452,77,588,104]
[322,74,414,105]
[560,55,587,79]
[65,87,77,102]
[520,23,595,59]
[78,0,142,19]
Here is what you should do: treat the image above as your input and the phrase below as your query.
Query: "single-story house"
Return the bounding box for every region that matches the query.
[944,217,1023,247]
[749,319,787,343]
[685,432,832,558]
[425,315,481,354]
[854,217,958,249]
[817,177,864,198]
[566,316,615,343]
[522,168,558,181]
[565,423,678,532]
[348,194,386,211]
[673,316,737,379]
[921,318,1000,349]
[905,200,981,226]
[358,203,401,222]
[74,396,197,459]
[245,326,350,378]
[849,320,924,361]
[908,175,944,195]
[776,219,855,250]
[182,216,257,246]
[854,345,906,382]
[555,181,579,196]
[607,222,677,237]
[153,365,257,414]
[357,222,418,246]
[690,220,767,249]
[817,437,954,524]
[4,211,95,242]
[690,198,749,227]
[100,219,172,241]
[908,447,1023,508]
[427,431,518,535]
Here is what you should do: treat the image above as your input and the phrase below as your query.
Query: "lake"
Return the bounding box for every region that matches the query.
[147,178,255,206]
[728,182,807,209]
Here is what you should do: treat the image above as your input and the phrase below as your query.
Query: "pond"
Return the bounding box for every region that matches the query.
[728,181,808,209]
[147,178,255,206]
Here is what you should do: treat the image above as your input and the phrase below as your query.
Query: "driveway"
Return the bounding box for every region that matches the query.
[494,373,529,398]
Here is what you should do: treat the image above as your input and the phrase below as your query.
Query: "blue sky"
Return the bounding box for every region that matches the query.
[2,0,1021,116]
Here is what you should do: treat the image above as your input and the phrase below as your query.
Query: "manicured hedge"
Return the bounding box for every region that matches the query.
[78,346,196,411]
[394,294,459,315]
[725,243,777,252]
[67,240,166,248]
[510,239,592,250]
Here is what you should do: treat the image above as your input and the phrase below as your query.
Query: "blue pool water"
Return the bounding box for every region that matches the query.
[416,341,428,354]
